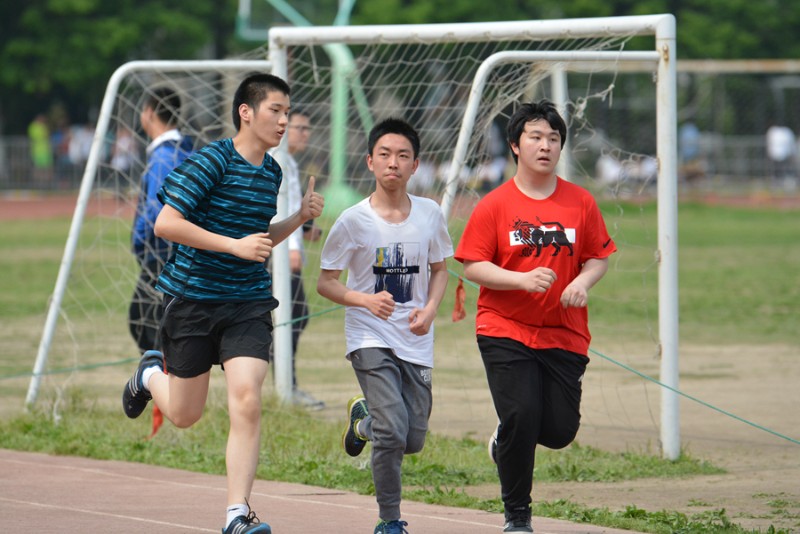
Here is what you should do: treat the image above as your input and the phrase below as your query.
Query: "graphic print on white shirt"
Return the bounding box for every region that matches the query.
[373,242,420,303]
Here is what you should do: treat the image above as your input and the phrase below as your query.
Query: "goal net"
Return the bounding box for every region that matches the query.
[29,16,680,457]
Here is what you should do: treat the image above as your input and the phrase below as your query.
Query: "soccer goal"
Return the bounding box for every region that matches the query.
[29,15,680,459]
[267,15,679,458]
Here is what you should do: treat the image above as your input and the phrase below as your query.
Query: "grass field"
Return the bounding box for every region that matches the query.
[1,199,798,533]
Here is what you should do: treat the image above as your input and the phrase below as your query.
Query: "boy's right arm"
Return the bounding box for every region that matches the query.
[154,204,273,263]
[463,260,557,294]
[317,269,395,321]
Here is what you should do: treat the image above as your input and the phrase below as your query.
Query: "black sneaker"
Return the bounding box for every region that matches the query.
[222,510,271,534]
[503,507,532,532]
[122,350,164,419]
[374,519,409,534]
[342,395,369,457]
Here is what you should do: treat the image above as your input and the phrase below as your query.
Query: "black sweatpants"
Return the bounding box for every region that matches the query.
[478,335,587,513]
[128,261,163,354]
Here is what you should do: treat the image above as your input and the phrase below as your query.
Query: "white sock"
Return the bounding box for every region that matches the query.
[226,503,249,528]
[141,365,161,392]
[355,419,367,440]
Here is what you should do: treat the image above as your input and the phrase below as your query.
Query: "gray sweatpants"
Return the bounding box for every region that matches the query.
[348,347,433,521]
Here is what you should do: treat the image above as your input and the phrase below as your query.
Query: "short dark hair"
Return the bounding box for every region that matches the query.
[507,100,567,163]
[289,106,309,121]
[144,87,181,126]
[367,118,421,159]
[231,73,291,131]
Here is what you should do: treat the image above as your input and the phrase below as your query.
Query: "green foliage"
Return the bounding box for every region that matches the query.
[0,0,242,130]
[3,0,800,133]
[535,442,722,482]
[349,1,800,61]
[532,500,791,533]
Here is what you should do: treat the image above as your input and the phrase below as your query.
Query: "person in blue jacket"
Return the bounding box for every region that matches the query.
[128,86,194,354]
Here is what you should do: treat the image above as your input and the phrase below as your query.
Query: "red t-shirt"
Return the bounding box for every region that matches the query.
[454,177,616,356]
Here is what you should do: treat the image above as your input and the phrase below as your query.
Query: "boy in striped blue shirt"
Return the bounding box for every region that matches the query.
[122,73,324,534]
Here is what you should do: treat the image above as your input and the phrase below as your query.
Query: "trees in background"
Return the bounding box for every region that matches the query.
[2,0,800,133]
[0,0,239,133]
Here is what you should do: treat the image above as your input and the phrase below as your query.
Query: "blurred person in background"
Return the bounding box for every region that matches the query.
[128,87,194,354]
[766,123,797,190]
[27,113,53,187]
[271,107,325,409]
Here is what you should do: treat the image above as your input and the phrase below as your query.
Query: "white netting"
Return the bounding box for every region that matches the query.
[283,35,645,205]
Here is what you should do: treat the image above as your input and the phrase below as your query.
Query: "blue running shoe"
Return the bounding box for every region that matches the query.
[122,350,164,419]
[374,519,409,534]
[342,395,369,457]
[222,510,271,534]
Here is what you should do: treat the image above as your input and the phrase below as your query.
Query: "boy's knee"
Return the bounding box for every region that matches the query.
[405,442,424,455]
[170,410,202,429]
[539,426,579,450]
[375,428,407,451]
[405,432,426,454]
[230,396,261,421]
[371,416,409,451]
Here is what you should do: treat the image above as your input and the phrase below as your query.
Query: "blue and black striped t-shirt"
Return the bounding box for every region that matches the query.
[156,138,281,302]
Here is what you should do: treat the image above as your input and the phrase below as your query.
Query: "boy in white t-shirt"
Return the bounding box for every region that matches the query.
[317,118,453,534]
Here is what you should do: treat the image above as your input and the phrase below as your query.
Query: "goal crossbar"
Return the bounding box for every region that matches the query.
[268,15,674,46]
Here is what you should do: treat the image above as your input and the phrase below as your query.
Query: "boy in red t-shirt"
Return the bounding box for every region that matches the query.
[454,100,616,533]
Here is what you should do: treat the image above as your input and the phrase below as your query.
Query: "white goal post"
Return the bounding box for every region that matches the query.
[268,15,680,459]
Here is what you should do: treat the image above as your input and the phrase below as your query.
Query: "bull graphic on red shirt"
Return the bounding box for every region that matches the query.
[513,217,574,257]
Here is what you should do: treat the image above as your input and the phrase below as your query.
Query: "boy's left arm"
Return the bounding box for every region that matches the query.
[268,176,324,246]
[560,257,609,309]
[409,259,449,336]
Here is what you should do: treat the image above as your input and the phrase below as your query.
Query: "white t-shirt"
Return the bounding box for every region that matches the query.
[320,195,454,367]
[766,126,796,162]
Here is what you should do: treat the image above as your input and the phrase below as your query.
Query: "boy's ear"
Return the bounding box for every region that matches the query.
[238,103,251,124]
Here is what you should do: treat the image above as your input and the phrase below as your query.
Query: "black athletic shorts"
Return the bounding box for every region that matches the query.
[160,296,277,379]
